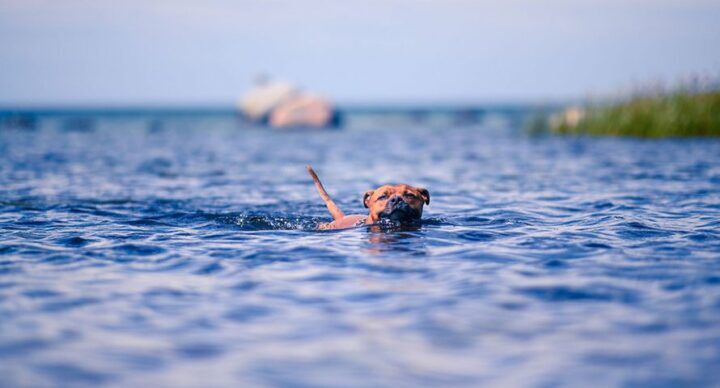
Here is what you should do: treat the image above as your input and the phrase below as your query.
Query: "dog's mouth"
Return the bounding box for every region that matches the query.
[378,202,421,223]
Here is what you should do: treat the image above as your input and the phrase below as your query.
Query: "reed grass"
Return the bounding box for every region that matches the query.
[553,91,720,137]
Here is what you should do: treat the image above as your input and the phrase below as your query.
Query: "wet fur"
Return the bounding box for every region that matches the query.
[307,166,429,230]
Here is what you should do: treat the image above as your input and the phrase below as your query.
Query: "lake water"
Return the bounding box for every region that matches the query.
[1,112,720,387]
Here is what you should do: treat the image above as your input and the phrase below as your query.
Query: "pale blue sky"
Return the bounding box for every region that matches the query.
[1,0,719,106]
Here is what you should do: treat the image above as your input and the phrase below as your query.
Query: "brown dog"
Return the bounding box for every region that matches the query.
[307,166,430,230]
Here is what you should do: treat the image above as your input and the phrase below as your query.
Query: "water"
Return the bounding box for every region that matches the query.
[1,114,720,387]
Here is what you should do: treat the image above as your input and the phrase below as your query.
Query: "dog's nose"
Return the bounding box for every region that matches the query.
[389,195,403,205]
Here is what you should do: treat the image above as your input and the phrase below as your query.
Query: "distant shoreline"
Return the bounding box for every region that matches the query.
[0,103,556,116]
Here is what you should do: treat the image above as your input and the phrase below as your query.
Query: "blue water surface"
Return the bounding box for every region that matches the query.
[1,114,720,387]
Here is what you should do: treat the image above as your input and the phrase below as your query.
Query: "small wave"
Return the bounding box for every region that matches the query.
[203,212,449,232]
[205,212,320,231]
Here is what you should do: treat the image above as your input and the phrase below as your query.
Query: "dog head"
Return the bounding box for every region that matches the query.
[363,184,430,224]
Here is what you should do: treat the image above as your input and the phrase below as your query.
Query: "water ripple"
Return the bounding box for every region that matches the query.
[1,120,719,386]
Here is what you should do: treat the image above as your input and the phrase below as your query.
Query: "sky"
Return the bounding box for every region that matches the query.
[0,0,719,106]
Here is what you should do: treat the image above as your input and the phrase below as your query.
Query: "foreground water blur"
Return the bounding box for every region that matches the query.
[1,113,720,387]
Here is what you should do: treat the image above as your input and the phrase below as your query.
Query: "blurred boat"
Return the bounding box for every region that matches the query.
[237,77,339,128]
[269,94,338,128]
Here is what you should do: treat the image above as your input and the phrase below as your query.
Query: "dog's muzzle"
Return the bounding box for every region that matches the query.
[379,196,421,223]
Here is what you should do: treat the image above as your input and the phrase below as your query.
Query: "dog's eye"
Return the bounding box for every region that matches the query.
[404,193,416,198]
[378,194,388,200]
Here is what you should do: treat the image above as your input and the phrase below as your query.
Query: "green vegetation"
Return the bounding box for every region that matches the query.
[546,91,720,137]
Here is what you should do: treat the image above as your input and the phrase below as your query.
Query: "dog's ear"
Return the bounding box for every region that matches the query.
[417,188,430,205]
[363,190,374,208]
